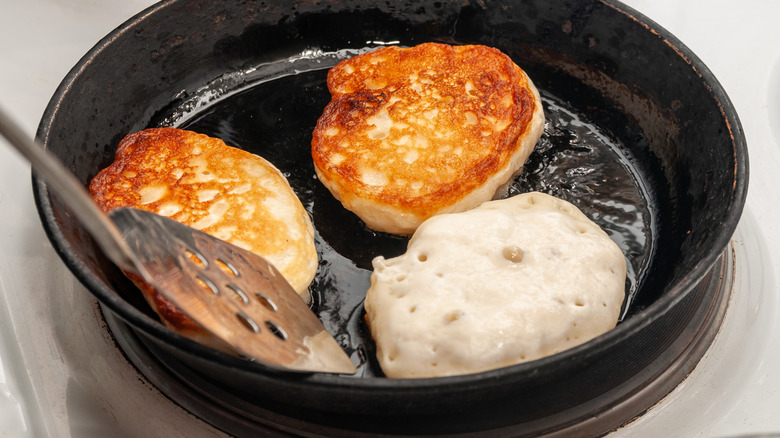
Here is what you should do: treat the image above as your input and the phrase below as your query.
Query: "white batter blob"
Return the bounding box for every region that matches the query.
[364,192,627,378]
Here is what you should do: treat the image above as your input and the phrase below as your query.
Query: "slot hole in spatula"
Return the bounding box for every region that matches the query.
[226,284,250,305]
[185,248,209,269]
[255,293,278,312]
[216,258,240,277]
[196,274,219,296]
[265,320,288,341]
[236,312,261,334]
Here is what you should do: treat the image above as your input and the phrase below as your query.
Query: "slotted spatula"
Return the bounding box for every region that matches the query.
[0,107,356,375]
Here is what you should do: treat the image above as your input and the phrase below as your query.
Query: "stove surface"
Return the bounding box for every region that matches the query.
[0,1,778,437]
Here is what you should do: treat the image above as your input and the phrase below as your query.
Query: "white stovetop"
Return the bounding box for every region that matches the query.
[1,1,778,437]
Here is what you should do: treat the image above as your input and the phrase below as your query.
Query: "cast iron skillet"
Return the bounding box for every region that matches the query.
[33,0,748,436]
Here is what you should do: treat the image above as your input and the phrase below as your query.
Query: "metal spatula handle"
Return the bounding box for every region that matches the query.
[0,106,136,273]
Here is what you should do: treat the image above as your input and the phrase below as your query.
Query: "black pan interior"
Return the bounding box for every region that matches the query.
[32,0,747,435]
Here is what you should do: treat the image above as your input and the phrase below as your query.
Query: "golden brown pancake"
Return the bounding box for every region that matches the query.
[312,43,545,235]
[90,127,317,345]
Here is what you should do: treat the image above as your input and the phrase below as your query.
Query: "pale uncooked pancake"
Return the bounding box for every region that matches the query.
[90,128,317,344]
[364,192,626,378]
[312,43,545,235]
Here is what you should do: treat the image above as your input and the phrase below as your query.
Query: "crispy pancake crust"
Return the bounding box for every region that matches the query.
[312,43,545,234]
[90,128,317,343]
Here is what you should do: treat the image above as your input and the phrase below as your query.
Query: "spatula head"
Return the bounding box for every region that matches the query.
[109,207,356,375]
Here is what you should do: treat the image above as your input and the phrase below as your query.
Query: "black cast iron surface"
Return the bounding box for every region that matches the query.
[32,0,747,436]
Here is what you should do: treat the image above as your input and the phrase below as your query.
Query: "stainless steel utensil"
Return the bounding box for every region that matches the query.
[0,106,356,375]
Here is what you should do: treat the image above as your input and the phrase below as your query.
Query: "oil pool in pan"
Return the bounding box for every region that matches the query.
[152,49,656,378]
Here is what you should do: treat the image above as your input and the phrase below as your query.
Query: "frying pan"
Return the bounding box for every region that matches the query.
[32,0,748,436]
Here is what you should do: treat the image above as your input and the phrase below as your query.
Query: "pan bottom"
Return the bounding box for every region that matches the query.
[155,62,660,377]
[102,245,733,437]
